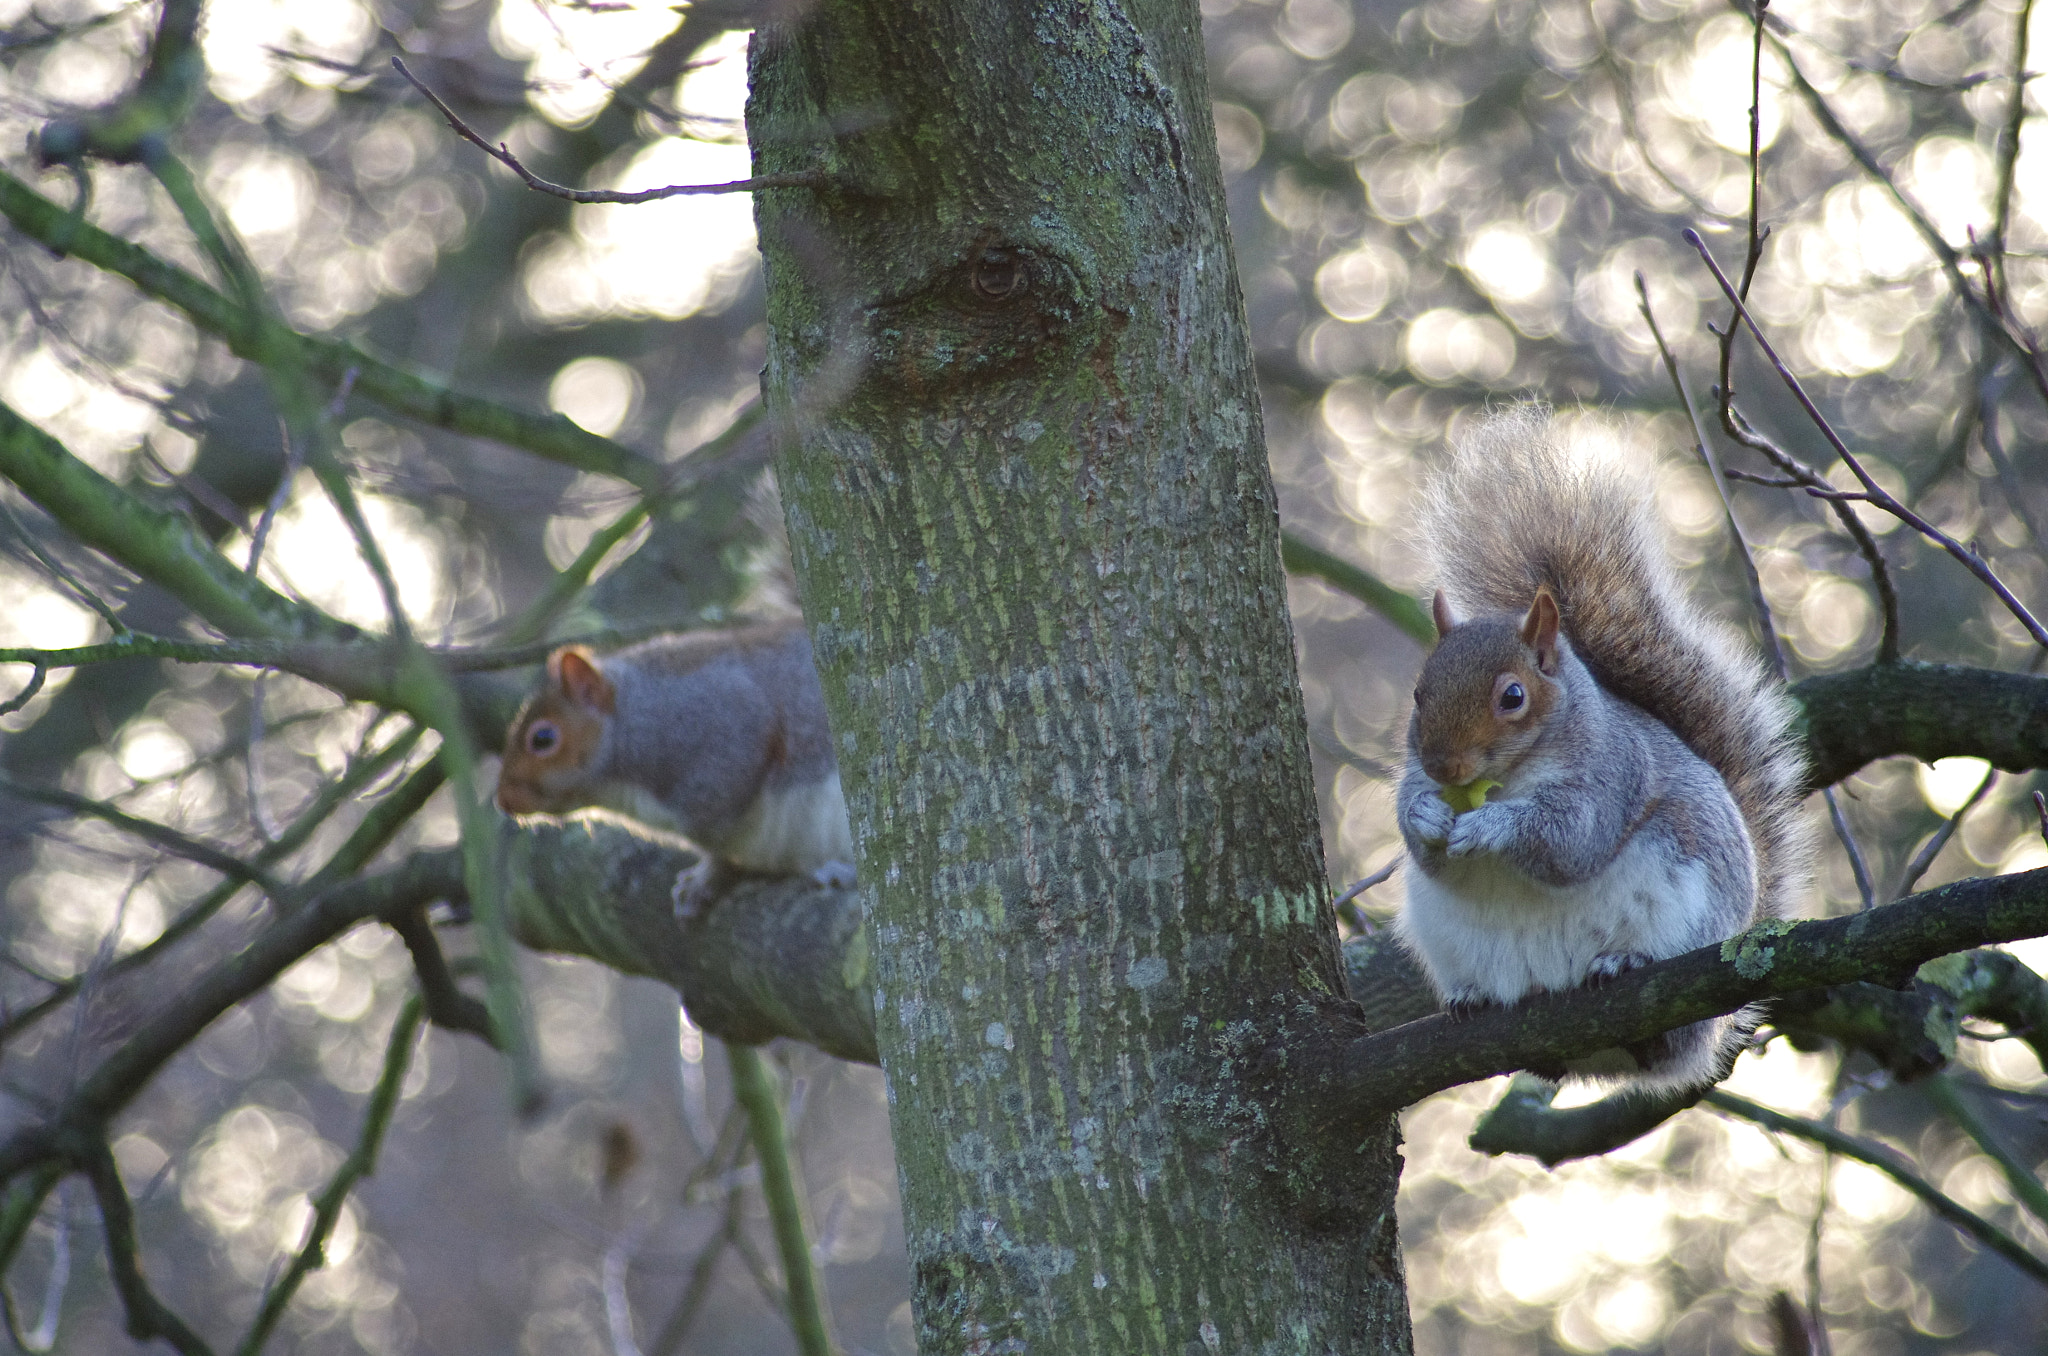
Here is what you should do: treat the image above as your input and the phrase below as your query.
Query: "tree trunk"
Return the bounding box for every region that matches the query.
[747,4,1412,1351]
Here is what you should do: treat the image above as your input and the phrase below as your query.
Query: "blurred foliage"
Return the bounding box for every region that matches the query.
[0,0,2045,1352]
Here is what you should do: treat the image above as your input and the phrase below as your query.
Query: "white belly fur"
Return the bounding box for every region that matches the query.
[723,772,853,874]
[1398,834,1727,1005]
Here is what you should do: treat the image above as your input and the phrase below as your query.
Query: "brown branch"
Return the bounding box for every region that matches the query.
[1689,228,2048,651]
[1467,1073,1705,1167]
[1795,660,2048,790]
[390,909,497,1045]
[391,58,830,204]
[82,1141,215,1355]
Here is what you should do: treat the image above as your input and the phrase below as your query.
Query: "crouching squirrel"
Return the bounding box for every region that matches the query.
[497,621,855,912]
[1394,408,1811,1091]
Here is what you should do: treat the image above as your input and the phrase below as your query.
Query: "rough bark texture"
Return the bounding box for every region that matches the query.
[746,4,1410,1352]
[1792,661,2048,791]
[503,818,876,1062]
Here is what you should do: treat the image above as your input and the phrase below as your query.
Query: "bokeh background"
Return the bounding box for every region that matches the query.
[2,0,2047,1351]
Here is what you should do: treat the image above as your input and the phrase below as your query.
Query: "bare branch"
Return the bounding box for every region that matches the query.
[1705,1090,2048,1287]
[0,773,290,899]
[1636,271,1789,678]
[392,58,831,204]
[1688,229,2048,651]
[234,998,424,1356]
[1897,764,1997,899]
[1314,864,2048,1119]
[82,1140,215,1356]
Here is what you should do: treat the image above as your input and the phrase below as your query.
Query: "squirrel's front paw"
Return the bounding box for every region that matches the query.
[1402,795,1456,846]
[1445,805,1507,858]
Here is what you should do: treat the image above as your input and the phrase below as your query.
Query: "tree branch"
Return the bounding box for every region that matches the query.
[0,773,290,898]
[82,1139,215,1356]
[1467,1074,1704,1167]
[726,1045,836,1356]
[0,768,452,1182]
[234,998,424,1356]
[1278,532,1434,645]
[392,59,831,204]
[0,400,347,643]
[390,909,496,1045]
[1795,661,2048,791]
[1311,866,2048,1120]
[501,816,876,1062]
[1704,1089,2048,1287]
[0,168,670,494]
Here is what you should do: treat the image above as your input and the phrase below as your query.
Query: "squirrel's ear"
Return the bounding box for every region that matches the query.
[1431,590,1459,638]
[1520,588,1561,672]
[549,646,617,714]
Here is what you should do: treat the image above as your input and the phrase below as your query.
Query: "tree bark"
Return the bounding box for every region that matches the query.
[747,3,1410,1351]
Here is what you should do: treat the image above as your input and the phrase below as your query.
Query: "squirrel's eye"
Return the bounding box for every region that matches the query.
[1499,683,1525,713]
[527,721,561,756]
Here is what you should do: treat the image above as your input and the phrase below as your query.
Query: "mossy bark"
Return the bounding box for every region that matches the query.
[747,3,1410,1351]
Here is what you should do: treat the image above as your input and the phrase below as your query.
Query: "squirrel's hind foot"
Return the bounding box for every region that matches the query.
[1586,950,1654,984]
[1441,994,1507,1023]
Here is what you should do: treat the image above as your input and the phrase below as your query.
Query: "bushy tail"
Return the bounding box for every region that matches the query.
[1421,406,1812,920]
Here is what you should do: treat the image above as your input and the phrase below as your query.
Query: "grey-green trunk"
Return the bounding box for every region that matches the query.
[747,3,1411,1350]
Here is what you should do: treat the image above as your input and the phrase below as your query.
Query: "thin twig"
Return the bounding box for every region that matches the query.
[0,496,129,637]
[1334,857,1400,909]
[1637,272,1788,677]
[1720,404,1904,664]
[1990,0,2037,308]
[0,665,46,718]
[391,58,829,204]
[391,909,496,1044]
[82,1140,216,1355]
[0,774,289,900]
[1896,765,1997,899]
[1771,31,2048,411]
[1723,468,1806,489]
[0,1177,67,1353]
[0,774,455,1185]
[0,722,424,1045]
[1744,0,1768,277]
[647,1185,745,1356]
[503,403,767,647]
[1689,229,2048,651]
[1574,0,1740,224]
[1706,1090,2048,1287]
[1921,1072,2048,1231]
[1824,788,1876,910]
[1978,365,2048,552]
[235,998,424,1356]
[726,1045,835,1356]
[1333,856,1400,934]
[246,415,307,574]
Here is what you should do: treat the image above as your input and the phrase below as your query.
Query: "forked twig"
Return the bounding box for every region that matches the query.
[1688,229,2048,651]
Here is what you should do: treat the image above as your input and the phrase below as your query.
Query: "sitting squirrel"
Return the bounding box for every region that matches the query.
[1394,409,1810,1090]
[496,621,856,911]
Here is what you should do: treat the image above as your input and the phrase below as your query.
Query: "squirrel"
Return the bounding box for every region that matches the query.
[496,620,856,912]
[1393,408,1811,1090]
